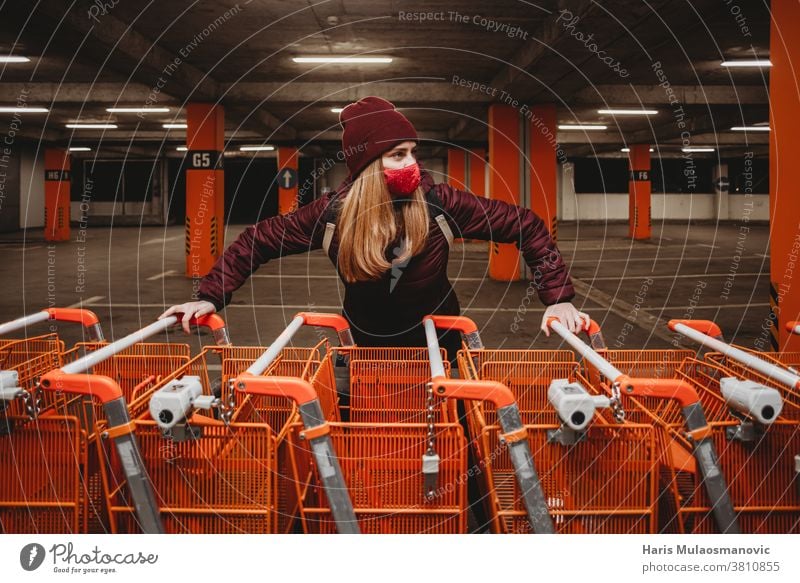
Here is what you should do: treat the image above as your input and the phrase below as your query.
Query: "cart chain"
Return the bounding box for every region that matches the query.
[24,385,41,419]
[422,381,440,500]
[425,381,436,456]
[610,381,626,423]
[221,379,236,425]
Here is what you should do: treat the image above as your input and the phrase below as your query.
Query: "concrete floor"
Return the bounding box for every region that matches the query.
[0,221,772,356]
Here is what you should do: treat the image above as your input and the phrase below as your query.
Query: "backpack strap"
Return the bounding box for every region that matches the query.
[425,188,455,247]
[320,196,341,257]
[320,186,453,257]
[322,222,336,256]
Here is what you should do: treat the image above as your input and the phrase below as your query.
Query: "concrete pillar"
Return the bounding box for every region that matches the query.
[446,149,467,190]
[559,162,577,221]
[468,148,486,197]
[527,104,558,241]
[185,103,224,278]
[628,144,651,240]
[769,0,800,351]
[713,163,729,222]
[44,148,70,241]
[488,104,522,281]
[277,146,299,214]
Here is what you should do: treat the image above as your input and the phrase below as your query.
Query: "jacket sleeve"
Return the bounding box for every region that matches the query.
[197,194,334,310]
[436,183,575,306]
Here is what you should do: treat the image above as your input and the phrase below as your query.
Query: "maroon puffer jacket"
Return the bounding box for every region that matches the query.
[198,168,574,345]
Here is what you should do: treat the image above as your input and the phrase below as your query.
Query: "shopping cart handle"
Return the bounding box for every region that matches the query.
[423,315,479,335]
[786,321,800,335]
[45,307,101,328]
[295,312,355,347]
[39,369,122,403]
[171,312,230,344]
[431,377,516,409]
[184,312,226,331]
[234,372,318,405]
[546,315,602,335]
[668,319,724,340]
[423,315,484,349]
[0,307,104,340]
[296,312,349,333]
[617,374,700,408]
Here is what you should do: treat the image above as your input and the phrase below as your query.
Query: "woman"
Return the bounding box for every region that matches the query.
[161,96,588,355]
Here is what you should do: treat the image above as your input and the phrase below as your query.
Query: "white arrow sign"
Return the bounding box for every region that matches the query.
[282,169,293,188]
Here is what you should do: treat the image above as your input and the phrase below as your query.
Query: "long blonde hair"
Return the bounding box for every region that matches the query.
[337,158,429,283]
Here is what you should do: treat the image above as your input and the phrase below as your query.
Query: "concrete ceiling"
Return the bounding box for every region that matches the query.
[0,0,772,158]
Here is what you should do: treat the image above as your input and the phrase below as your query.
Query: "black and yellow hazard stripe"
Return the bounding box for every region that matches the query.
[769,282,780,351]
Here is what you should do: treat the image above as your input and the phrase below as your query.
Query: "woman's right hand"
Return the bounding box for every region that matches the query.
[159,301,217,334]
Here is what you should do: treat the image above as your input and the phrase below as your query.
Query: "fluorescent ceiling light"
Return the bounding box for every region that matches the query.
[558,124,608,130]
[66,123,118,129]
[239,145,275,151]
[331,107,344,113]
[621,148,654,152]
[0,106,49,113]
[105,107,170,113]
[68,147,91,152]
[599,109,658,115]
[721,60,771,67]
[0,106,50,113]
[162,123,187,129]
[0,56,30,63]
[682,147,715,153]
[176,146,188,151]
[292,56,392,64]
[731,126,770,132]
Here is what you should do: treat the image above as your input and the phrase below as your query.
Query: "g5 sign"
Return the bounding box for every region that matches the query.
[187,151,222,170]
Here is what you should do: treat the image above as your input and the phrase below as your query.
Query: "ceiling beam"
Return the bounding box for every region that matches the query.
[574,84,768,106]
[224,82,491,105]
[4,82,764,108]
[34,0,295,139]
[0,83,174,104]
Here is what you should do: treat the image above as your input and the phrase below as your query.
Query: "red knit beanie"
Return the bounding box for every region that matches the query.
[339,96,418,178]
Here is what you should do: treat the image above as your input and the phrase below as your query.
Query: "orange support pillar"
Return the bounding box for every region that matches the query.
[488,104,521,281]
[468,148,486,196]
[447,149,467,190]
[770,0,800,352]
[528,104,558,241]
[44,148,70,241]
[185,103,224,278]
[628,144,651,240]
[277,147,299,215]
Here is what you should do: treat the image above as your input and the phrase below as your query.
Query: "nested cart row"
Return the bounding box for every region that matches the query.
[1,307,799,534]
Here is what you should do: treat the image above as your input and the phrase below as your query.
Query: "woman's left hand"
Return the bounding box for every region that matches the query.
[541,302,590,336]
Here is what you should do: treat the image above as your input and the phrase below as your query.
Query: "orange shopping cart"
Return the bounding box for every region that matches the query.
[546,317,740,533]
[664,319,800,533]
[293,335,466,533]
[0,312,227,534]
[98,312,359,534]
[1,308,105,417]
[438,315,658,534]
[293,314,554,534]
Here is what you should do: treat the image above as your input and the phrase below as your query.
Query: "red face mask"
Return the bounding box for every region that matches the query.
[383,163,421,198]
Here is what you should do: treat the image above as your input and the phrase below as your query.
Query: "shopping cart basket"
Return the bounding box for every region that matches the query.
[547,317,740,533]
[0,313,226,533]
[295,314,554,534]
[98,313,359,534]
[440,316,658,534]
[677,319,800,414]
[664,319,800,533]
[1,308,105,417]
